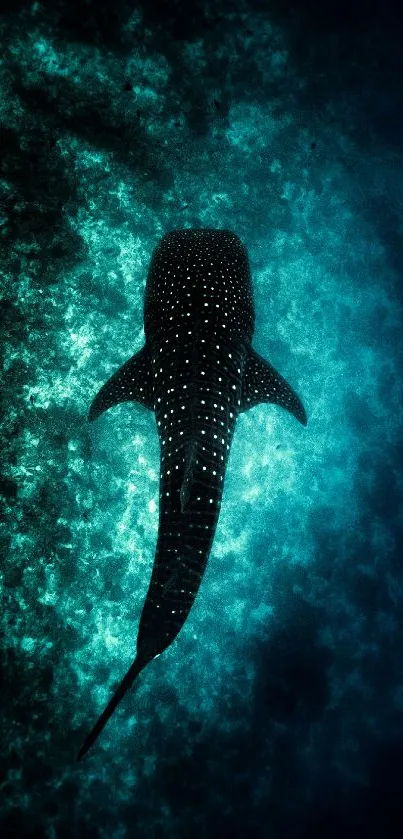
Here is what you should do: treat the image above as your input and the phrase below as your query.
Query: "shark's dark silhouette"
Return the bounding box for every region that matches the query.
[77,229,307,760]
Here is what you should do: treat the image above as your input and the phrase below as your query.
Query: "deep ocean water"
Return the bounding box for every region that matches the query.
[1,1,403,837]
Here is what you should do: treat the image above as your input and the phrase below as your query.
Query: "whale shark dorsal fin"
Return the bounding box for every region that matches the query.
[89,345,154,421]
[180,440,197,512]
[240,347,307,425]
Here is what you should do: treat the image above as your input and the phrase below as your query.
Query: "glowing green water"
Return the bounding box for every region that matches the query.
[1,3,403,837]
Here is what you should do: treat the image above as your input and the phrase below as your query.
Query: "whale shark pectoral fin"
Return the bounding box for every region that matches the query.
[89,345,154,422]
[240,347,307,426]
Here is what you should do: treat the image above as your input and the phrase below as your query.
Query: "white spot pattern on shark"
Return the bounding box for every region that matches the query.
[77,229,307,760]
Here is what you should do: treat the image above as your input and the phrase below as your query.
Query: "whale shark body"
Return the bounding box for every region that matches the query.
[77,229,307,759]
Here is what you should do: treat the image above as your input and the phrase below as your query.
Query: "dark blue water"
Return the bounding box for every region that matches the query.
[1,1,402,837]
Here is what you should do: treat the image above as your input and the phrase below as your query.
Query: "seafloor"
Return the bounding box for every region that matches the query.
[1,1,402,837]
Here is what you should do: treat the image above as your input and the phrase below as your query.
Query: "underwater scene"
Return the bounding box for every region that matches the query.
[1,1,402,837]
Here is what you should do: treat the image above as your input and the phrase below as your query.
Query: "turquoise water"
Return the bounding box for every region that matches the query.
[1,2,402,837]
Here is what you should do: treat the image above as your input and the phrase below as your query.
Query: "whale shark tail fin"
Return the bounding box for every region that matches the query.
[76,655,147,761]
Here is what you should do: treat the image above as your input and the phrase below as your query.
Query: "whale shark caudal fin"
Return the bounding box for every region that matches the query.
[76,655,148,761]
[240,347,307,425]
[88,346,154,421]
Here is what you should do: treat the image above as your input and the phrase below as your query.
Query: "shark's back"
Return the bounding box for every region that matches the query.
[138,230,255,660]
[77,229,307,760]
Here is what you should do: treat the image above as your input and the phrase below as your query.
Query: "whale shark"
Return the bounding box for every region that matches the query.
[77,229,307,760]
